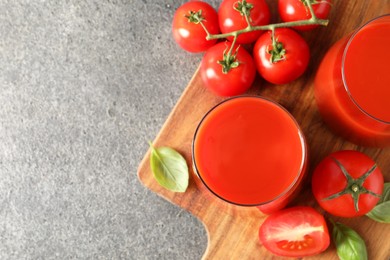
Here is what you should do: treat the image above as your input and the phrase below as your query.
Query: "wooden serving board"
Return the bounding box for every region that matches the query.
[138,1,390,259]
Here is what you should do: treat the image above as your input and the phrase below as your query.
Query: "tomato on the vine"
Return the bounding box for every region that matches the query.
[278,0,332,31]
[172,1,220,53]
[200,42,256,97]
[253,28,310,85]
[312,150,384,218]
[218,0,271,44]
[259,206,330,257]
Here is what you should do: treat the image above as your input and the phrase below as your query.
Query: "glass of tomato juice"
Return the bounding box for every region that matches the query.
[192,96,308,214]
[315,14,390,147]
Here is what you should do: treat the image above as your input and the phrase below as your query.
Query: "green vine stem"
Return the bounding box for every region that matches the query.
[203,0,329,41]
[194,0,329,73]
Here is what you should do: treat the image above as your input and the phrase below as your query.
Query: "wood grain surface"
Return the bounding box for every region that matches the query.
[138,1,390,259]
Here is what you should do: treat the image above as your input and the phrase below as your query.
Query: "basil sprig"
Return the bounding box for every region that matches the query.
[332,221,367,260]
[149,142,189,192]
[366,182,390,223]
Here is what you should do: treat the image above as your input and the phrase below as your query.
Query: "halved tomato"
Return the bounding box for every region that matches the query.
[259,206,330,257]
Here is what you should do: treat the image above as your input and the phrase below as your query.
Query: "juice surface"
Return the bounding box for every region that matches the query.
[344,17,390,122]
[193,97,305,205]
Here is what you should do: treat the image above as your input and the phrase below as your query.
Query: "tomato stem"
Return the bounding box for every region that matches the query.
[351,184,359,193]
[234,0,254,29]
[268,28,286,63]
[301,0,333,7]
[227,34,238,59]
[187,10,213,39]
[217,40,240,74]
[234,0,253,18]
[304,0,318,21]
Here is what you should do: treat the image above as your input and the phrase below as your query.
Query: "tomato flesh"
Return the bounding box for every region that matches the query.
[277,234,315,251]
[259,206,330,257]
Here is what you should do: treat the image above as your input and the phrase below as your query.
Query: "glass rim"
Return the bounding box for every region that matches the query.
[341,14,390,125]
[191,95,307,207]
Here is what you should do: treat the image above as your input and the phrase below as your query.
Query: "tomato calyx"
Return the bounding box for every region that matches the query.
[217,44,241,73]
[268,41,286,63]
[217,55,240,74]
[268,31,286,63]
[185,10,205,24]
[234,0,254,19]
[322,157,382,212]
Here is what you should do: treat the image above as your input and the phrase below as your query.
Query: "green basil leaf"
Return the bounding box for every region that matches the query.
[379,182,390,203]
[366,202,390,223]
[366,182,390,223]
[332,222,367,260]
[149,142,189,192]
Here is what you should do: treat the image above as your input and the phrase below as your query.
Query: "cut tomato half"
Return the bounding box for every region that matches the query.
[259,206,330,257]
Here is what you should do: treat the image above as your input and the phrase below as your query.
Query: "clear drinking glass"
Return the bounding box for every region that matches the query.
[314,14,390,147]
[192,96,307,214]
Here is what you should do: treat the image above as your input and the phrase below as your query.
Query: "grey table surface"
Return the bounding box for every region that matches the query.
[0,0,223,259]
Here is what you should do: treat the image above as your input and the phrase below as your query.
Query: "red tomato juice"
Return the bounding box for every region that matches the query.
[315,15,390,147]
[192,96,307,212]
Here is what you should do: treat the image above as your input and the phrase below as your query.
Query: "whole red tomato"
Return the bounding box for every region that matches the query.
[259,206,330,257]
[278,0,332,31]
[253,28,310,85]
[218,0,271,44]
[312,150,384,218]
[200,42,256,97]
[172,1,220,53]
